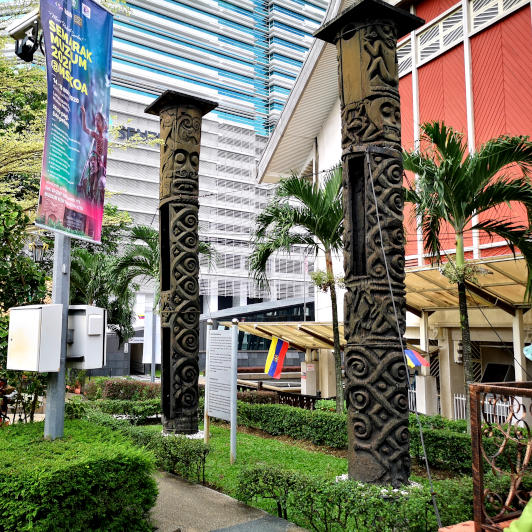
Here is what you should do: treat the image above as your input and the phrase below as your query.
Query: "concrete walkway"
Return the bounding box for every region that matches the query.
[152,471,307,532]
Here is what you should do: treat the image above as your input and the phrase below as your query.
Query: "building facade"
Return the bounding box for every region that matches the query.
[106,0,329,321]
[257,0,532,418]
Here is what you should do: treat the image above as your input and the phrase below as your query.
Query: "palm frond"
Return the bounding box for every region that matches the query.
[473,219,532,299]
[467,176,532,219]
[420,122,467,170]
[466,135,532,192]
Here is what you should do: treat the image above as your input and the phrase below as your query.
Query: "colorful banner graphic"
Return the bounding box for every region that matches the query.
[36,0,113,243]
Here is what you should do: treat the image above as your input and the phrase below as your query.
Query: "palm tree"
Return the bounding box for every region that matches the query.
[70,247,135,344]
[249,167,345,413]
[113,225,216,303]
[403,121,532,425]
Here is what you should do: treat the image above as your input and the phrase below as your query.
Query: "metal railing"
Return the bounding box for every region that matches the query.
[408,388,417,412]
[470,382,532,530]
[454,392,511,423]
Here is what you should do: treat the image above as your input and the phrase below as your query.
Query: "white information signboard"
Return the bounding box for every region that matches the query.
[206,329,233,421]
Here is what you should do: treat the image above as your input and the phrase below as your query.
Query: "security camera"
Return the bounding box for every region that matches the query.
[5,9,41,63]
[5,9,40,41]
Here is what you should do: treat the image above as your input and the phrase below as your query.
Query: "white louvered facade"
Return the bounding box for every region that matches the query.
[106,1,328,315]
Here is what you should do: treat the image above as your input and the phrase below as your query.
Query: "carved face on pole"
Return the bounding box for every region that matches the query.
[145,91,217,435]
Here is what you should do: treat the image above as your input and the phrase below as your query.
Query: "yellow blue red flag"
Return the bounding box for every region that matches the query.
[404,349,429,368]
[264,337,289,379]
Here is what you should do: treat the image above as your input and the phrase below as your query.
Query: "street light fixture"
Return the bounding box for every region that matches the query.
[29,238,47,264]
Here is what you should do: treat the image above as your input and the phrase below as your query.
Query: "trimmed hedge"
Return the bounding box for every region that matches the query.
[238,402,348,448]
[85,398,161,424]
[237,464,517,531]
[84,390,501,474]
[237,402,517,473]
[102,379,160,400]
[0,420,157,532]
[237,390,278,404]
[84,408,209,483]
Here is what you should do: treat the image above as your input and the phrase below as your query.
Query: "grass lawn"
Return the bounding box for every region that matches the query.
[139,421,347,514]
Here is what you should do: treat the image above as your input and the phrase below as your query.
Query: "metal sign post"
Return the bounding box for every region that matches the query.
[44,233,71,440]
[230,318,238,464]
[204,319,213,444]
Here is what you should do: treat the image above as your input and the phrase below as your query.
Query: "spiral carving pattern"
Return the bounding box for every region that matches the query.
[337,17,410,486]
[158,102,203,434]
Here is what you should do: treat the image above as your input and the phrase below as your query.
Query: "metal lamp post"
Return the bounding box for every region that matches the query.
[315,0,423,486]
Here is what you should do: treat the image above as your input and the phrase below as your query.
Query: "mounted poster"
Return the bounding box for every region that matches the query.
[36,0,113,242]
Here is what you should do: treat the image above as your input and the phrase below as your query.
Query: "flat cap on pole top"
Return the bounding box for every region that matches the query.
[314,0,424,44]
[144,90,218,117]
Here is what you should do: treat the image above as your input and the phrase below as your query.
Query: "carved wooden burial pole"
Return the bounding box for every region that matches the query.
[315,0,423,486]
[146,91,217,434]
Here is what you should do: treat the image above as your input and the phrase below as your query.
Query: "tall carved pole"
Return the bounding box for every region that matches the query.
[315,0,423,486]
[146,91,217,434]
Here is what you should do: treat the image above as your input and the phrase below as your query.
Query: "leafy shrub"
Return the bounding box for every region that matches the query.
[85,398,161,424]
[84,377,108,400]
[238,465,301,519]
[238,402,348,448]
[237,390,277,404]
[238,465,434,531]
[149,434,209,483]
[102,378,160,400]
[85,408,209,483]
[410,427,472,472]
[409,412,467,433]
[65,397,87,419]
[0,420,157,531]
[237,465,515,531]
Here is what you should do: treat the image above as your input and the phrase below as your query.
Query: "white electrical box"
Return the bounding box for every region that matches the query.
[67,305,107,369]
[7,304,63,372]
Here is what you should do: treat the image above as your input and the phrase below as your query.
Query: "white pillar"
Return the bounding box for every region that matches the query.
[439,328,454,419]
[238,282,247,307]
[419,311,430,377]
[416,311,438,415]
[207,293,218,313]
[513,309,526,381]
[318,349,336,398]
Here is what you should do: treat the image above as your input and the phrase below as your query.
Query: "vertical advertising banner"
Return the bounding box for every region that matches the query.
[36,0,113,243]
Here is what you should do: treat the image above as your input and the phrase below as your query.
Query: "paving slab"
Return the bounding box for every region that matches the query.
[152,471,306,532]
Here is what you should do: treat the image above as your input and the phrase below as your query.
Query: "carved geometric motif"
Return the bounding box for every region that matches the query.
[158,103,202,435]
[345,344,410,487]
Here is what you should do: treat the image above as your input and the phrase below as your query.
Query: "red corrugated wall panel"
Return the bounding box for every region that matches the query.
[400,74,420,258]
[400,74,414,150]
[472,7,532,253]
[415,0,458,24]
[418,45,470,253]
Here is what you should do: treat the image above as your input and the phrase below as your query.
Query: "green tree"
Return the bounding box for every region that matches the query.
[0,198,47,313]
[70,247,135,345]
[0,36,46,212]
[112,225,216,305]
[0,197,48,422]
[249,167,345,413]
[403,122,532,425]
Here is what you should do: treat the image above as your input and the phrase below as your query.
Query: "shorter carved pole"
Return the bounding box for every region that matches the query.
[146,91,217,434]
